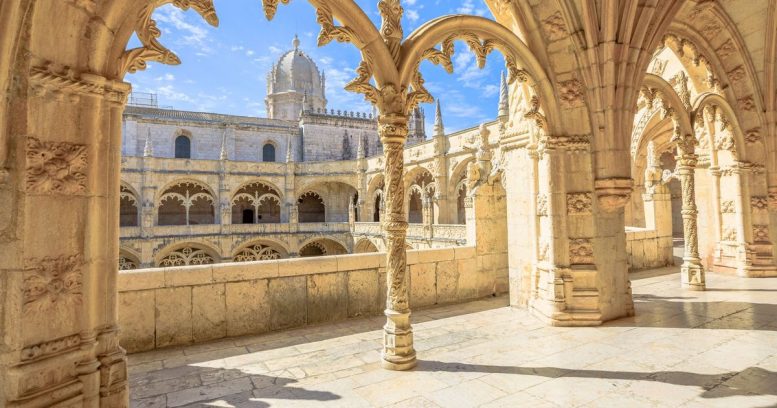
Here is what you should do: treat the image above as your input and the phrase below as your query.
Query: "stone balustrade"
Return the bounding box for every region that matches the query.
[121,222,352,239]
[118,246,508,353]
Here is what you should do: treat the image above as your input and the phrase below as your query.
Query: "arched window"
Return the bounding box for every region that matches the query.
[175,135,191,159]
[262,143,276,162]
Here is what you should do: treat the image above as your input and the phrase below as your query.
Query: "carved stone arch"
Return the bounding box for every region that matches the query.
[665,20,765,139]
[354,238,380,254]
[155,241,221,267]
[231,179,283,201]
[119,181,141,199]
[297,191,326,223]
[120,182,141,227]
[299,237,348,257]
[156,177,217,203]
[634,74,696,155]
[231,239,288,262]
[367,173,385,194]
[692,93,749,165]
[230,180,283,224]
[157,179,217,226]
[448,156,474,198]
[399,14,564,136]
[118,248,141,271]
[299,241,327,257]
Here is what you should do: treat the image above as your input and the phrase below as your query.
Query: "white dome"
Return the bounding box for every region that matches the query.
[266,36,327,120]
[272,38,324,96]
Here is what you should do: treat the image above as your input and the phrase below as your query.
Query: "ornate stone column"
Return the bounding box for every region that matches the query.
[673,131,706,290]
[379,111,416,371]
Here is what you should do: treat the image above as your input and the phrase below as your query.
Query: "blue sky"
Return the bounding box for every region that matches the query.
[126,0,505,134]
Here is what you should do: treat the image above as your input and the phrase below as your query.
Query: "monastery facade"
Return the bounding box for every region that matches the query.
[118,38,484,269]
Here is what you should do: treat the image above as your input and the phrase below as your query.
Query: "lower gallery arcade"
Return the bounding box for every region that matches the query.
[2,0,777,406]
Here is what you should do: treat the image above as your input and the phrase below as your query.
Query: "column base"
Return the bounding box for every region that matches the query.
[381,309,416,371]
[681,261,706,291]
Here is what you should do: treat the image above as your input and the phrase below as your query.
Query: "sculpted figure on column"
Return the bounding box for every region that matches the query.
[261,0,552,369]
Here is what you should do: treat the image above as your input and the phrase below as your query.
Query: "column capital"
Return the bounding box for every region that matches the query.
[594,178,633,213]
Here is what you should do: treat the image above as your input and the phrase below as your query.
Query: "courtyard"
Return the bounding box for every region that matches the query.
[128,266,777,407]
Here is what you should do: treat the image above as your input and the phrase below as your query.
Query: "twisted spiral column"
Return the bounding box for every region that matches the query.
[379,113,416,370]
[677,153,706,290]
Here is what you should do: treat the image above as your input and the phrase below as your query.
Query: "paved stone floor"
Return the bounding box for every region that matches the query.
[129,268,777,407]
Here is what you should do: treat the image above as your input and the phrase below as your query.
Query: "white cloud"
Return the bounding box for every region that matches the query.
[154,6,214,54]
[406,9,420,22]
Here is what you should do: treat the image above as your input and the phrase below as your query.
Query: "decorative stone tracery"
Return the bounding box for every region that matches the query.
[158,246,216,267]
[234,244,282,262]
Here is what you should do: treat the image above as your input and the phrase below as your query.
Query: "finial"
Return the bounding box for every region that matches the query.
[293,34,300,50]
[434,99,445,137]
[143,129,153,157]
[219,132,228,161]
[286,136,294,163]
[498,70,509,120]
[357,134,365,159]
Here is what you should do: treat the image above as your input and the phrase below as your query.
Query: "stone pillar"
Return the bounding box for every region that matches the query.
[676,151,705,289]
[379,112,416,371]
[0,67,131,407]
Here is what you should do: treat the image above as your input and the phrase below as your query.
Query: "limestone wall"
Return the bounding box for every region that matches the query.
[626,227,674,271]
[118,246,507,353]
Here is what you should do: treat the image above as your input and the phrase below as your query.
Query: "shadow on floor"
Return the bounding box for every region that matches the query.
[416,361,777,399]
[132,368,341,407]
[603,297,777,331]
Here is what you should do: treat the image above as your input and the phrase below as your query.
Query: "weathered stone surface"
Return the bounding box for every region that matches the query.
[307,272,348,324]
[119,290,156,352]
[346,269,380,317]
[155,287,193,348]
[269,277,307,330]
[225,280,270,337]
[410,263,437,307]
[192,284,226,342]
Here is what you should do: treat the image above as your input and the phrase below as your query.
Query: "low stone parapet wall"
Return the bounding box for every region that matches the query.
[118,246,507,353]
[626,227,674,271]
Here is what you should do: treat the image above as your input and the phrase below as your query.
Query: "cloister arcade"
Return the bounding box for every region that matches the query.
[3,0,777,406]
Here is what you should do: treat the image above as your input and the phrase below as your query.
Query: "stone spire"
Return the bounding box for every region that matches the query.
[357,134,365,159]
[285,136,294,163]
[433,99,445,137]
[219,131,228,161]
[143,129,153,157]
[498,71,509,120]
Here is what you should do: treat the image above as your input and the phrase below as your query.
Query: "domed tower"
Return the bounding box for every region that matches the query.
[265,35,327,120]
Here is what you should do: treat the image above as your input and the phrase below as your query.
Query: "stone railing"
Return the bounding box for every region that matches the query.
[625,227,674,270]
[118,246,507,353]
[352,222,467,245]
[121,222,351,239]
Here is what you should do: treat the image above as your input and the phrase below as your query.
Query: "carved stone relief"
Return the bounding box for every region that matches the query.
[721,227,738,242]
[542,11,567,41]
[234,244,282,262]
[753,225,769,243]
[536,194,549,217]
[558,79,585,108]
[720,200,736,214]
[567,193,593,215]
[23,255,83,316]
[26,137,87,195]
[737,96,756,112]
[569,239,594,265]
[21,334,81,362]
[751,196,768,212]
